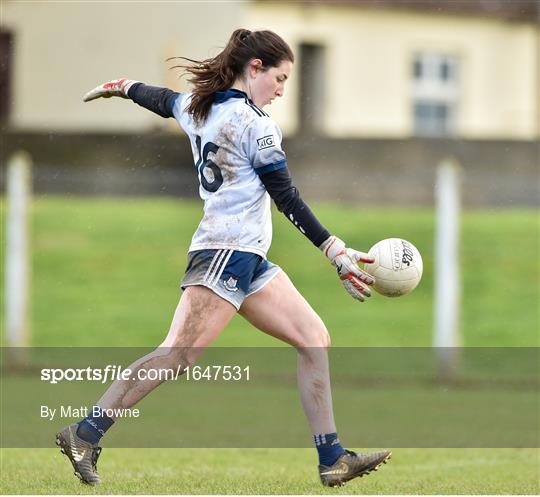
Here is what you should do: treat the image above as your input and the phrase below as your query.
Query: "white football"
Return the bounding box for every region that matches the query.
[363,238,423,297]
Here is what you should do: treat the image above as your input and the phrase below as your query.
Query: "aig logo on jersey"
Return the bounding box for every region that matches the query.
[257,135,275,151]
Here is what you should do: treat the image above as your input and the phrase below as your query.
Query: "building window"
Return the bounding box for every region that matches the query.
[414,101,453,136]
[298,43,325,135]
[412,53,458,136]
[0,30,13,125]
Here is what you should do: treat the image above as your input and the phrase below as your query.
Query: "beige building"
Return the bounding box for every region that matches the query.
[1,0,538,139]
[0,1,243,132]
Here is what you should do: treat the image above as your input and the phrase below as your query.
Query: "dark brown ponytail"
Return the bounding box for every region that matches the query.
[169,29,294,124]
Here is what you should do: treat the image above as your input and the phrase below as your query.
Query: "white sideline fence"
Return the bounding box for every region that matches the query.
[4,151,32,355]
[434,157,462,379]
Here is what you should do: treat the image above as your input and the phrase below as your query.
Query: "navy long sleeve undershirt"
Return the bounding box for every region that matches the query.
[128,82,179,118]
[260,167,330,247]
[126,83,330,247]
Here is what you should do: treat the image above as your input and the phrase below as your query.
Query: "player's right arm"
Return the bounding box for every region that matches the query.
[83,79,180,119]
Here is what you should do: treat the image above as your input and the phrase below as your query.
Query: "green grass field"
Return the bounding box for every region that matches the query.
[1,196,538,494]
[1,448,538,495]
[7,196,538,347]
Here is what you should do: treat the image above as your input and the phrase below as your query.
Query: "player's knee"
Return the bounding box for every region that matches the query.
[152,347,198,377]
[311,316,331,349]
[294,323,331,349]
[321,330,331,349]
[312,328,331,349]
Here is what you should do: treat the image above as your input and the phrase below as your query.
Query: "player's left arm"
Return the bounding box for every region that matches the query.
[83,79,179,118]
[259,167,375,302]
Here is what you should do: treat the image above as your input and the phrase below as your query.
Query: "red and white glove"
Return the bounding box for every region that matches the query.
[83,79,139,102]
[320,235,375,302]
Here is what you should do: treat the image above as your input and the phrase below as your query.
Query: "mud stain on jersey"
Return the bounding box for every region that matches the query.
[198,211,241,246]
[214,120,240,183]
[198,212,220,245]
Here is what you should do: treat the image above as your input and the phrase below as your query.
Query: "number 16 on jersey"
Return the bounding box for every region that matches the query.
[195,135,223,192]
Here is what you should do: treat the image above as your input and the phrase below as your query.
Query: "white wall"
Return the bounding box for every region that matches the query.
[2,1,244,132]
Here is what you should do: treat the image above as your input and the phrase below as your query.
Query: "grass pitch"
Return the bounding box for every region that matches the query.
[1,196,538,494]
[16,196,539,347]
[1,448,539,494]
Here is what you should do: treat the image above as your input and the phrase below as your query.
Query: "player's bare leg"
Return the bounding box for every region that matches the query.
[97,285,236,412]
[239,271,391,486]
[57,285,236,484]
[240,271,336,434]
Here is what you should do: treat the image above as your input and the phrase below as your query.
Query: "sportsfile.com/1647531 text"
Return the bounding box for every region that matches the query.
[40,364,251,384]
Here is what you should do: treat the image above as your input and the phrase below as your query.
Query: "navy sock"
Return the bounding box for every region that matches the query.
[314,432,345,466]
[76,406,115,444]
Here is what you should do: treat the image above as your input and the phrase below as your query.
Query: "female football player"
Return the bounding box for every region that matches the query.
[56,28,391,488]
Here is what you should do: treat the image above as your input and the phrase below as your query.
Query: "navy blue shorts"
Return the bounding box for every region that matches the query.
[180,249,281,309]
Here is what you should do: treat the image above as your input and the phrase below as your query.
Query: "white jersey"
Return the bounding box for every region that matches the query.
[172,89,287,258]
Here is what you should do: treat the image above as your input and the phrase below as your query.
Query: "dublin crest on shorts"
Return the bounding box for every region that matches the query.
[223,275,240,292]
